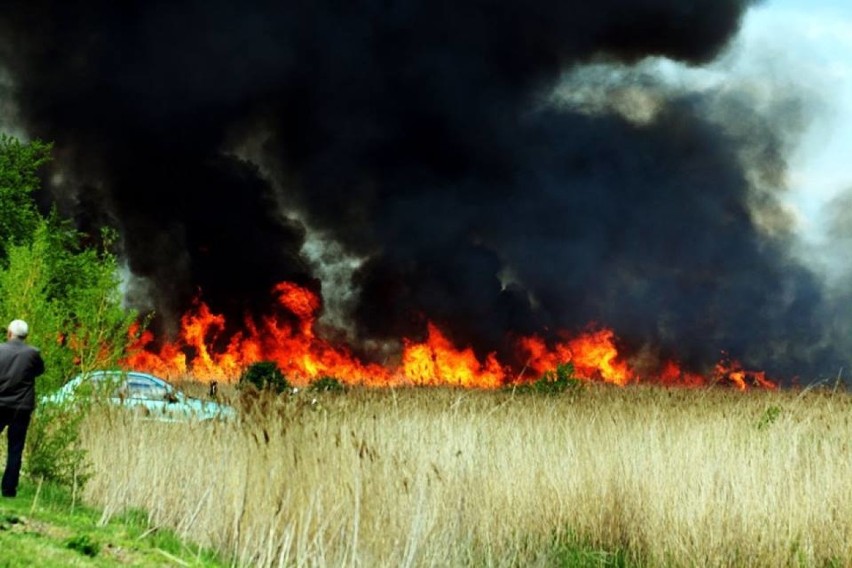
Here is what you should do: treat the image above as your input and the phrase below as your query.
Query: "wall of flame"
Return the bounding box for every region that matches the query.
[124,282,775,390]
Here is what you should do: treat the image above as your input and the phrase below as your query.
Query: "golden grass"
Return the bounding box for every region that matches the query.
[78,385,852,567]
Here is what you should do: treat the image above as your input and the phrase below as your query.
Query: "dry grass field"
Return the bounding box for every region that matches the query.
[78,384,851,567]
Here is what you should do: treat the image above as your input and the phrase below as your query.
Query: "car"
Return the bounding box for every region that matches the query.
[41,370,237,422]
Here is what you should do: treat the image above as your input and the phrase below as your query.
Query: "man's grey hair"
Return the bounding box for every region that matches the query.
[7,319,29,339]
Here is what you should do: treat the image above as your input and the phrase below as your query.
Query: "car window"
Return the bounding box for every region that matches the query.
[76,373,124,397]
[113,376,170,400]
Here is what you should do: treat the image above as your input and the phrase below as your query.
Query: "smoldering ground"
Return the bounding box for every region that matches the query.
[0,0,845,379]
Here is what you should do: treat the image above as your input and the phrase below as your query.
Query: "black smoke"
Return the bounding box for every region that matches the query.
[0,0,843,379]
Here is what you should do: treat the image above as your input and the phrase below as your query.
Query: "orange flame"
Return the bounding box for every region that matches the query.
[272,282,320,336]
[713,358,777,391]
[658,360,705,388]
[123,281,777,390]
[126,286,391,386]
[402,323,505,387]
[518,329,634,385]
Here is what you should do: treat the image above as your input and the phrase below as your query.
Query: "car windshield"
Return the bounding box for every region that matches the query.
[71,372,124,397]
[85,372,172,401]
[119,377,170,399]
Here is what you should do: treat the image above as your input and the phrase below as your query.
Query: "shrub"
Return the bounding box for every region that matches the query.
[239,361,290,393]
[0,135,137,491]
[25,402,91,489]
[529,363,584,395]
[309,376,346,393]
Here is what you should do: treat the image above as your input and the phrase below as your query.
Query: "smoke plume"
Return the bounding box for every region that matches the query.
[0,0,843,379]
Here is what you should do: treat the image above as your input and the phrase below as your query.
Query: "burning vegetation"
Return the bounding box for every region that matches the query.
[125,282,776,390]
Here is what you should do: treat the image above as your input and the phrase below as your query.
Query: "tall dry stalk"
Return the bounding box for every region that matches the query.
[80,386,852,566]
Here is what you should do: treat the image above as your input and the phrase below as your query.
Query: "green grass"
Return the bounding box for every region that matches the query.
[0,480,225,567]
[547,533,636,567]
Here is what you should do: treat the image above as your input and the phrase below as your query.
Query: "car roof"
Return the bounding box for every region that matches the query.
[80,370,171,386]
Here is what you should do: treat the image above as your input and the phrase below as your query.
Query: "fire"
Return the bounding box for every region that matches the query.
[518,329,634,385]
[124,281,777,390]
[658,360,705,388]
[126,287,392,386]
[402,323,504,388]
[272,282,320,336]
[713,358,777,391]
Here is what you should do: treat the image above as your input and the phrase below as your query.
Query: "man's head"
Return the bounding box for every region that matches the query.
[7,320,29,340]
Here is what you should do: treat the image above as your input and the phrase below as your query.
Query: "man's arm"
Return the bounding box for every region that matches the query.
[32,350,45,378]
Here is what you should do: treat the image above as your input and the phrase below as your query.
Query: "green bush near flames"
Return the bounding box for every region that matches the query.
[0,134,138,490]
[239,361,291,394]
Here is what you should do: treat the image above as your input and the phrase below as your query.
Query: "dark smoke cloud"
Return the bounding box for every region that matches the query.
[1,0,843,378]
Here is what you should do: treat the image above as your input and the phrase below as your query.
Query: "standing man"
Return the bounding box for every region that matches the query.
[0,319,45,497]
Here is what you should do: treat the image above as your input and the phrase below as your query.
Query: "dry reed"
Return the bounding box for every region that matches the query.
[79,385,852,567]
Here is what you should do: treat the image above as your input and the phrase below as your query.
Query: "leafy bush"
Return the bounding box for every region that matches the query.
[309,376,346,393]
[535,363,583,394]
[3,220,136,489]
[514,362,584,395]
[0,135,138,490]
[25,403,91,489]
[239,361,290,393]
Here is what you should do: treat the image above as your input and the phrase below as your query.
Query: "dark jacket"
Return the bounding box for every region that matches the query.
[0,338,46,410]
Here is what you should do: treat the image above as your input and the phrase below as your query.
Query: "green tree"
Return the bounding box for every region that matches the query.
[0,134,138,487]
[0,134,51,262]
[0,219,137,392]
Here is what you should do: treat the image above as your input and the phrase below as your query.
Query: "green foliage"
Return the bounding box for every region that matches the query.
[532,362,584,395]
[0,134,139,490]
[1,219,136,490]
[239,361,290,393]
[0,134,51,262]
[309,375,346,393]
[0,222,70,392]
[756,405,783,431]
[549,539,634,567]
[25,403,91,489]
[507,362,584,397]
[64,533,100,557]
